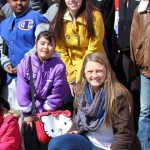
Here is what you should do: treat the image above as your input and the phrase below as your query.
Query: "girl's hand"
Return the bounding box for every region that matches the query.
[11,66,17,74]
[23,116,35,131]
[4,65,17,74]
[69,82,76,97]
[4,64,13,74]
[67,130,79,134]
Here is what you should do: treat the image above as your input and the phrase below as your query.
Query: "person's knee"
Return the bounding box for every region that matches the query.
[48,138,60,150]
[140,105,150,118]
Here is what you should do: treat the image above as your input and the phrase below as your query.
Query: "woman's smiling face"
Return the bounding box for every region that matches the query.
[64,0,83,16]
[84,61,107,92]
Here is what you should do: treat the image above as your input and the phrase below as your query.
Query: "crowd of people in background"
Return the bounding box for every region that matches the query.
[0,0,149,150]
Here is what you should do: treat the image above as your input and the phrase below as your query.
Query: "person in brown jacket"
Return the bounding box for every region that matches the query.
[130,0,150,149]
[48,52,141,150]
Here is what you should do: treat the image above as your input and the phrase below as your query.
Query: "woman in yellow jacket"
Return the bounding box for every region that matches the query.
[52,0,106,100]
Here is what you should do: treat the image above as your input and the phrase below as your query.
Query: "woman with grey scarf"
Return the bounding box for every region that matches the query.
[48,52,141,150]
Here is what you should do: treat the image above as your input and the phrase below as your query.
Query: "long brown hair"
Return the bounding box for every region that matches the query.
[75,52,132,126]
[52,0,99,39]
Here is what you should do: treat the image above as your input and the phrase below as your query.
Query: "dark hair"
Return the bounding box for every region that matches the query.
[52,0,99,39]
[0,96,10,110]
[36,30,56,44]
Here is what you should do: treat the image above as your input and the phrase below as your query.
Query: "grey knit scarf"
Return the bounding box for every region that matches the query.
[75,83,106,132]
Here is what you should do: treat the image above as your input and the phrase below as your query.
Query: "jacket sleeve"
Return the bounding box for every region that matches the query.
[30,0,42,13]
[44,63,69,110]
[130,8,139,77]
[111,94,134,150]
[56,39,75,83]
[0,22,11,67]
[16,57,32,113]
[87,11,105,55]
[0,35,10,67]
[43,3,59,21]
[0,116,22,150]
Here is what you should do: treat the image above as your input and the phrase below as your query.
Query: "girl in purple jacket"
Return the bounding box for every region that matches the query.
[17,30,69,150]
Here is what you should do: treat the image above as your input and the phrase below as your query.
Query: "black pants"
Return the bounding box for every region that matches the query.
[114,51,140,133]
[23,124,48,150]
[63,88,74,115]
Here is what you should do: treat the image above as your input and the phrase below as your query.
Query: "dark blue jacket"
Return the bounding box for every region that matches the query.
[0,7,49,83]
[118,0,140,51]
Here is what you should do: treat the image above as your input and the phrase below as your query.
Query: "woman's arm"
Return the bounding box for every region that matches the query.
[130,8,139,64]
[87,11,105,55]
[111,94,134,149]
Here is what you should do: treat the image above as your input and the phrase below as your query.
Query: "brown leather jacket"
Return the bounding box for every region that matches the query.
[69,93,141,150]
[130,6,150,77]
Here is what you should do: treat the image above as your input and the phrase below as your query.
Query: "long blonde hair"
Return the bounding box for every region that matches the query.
[75,52,132,126]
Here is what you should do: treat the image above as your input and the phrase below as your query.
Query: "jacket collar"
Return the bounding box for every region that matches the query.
[13,6,32,18]
[8,7,32,30]
[63,9,86,25]
[31,51,60,68]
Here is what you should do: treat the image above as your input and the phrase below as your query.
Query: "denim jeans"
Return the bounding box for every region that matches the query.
[48,134,103,150]
[138,74,150,150]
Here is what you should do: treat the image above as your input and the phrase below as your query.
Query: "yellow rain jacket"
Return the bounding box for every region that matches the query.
[56,10,105,83]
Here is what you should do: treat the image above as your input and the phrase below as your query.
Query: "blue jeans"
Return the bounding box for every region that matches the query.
[48,134,103,150]
[138,74,150,150]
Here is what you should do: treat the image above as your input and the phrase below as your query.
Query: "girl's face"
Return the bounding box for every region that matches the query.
[84,61,107,92]
[64,0,83,16]
[36,36,55,61]
[8,0,29,16]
